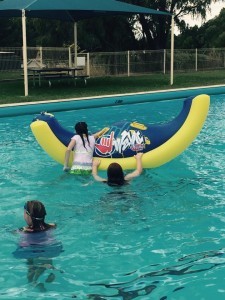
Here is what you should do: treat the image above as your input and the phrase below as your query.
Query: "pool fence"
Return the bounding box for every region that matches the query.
[0,46,225,81]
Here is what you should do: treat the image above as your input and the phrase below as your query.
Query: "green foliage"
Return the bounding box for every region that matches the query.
[78,16,138,51]
[0,0,223,50]
[123,0,217,49]
[0,18,22,46]
[176,7,225,48]
[215,32,225,47]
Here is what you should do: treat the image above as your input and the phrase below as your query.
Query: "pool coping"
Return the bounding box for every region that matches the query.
[1,84,225,117]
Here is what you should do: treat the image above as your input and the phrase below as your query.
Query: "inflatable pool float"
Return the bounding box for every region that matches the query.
[30,94,210,170]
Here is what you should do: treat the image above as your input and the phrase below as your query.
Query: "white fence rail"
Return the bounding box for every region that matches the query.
[0,47,225,81]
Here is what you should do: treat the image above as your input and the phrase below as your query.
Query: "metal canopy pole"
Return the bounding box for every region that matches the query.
[73,22,78,76]
[170,14,174,85]
[22,9,28,96]
[74,22,77,66]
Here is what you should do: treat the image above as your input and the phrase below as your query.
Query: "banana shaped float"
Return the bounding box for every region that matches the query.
[30,94,210,170]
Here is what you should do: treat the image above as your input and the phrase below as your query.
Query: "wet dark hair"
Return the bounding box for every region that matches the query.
[75,122,90,149]
[25,200,49,231]
[107,163,125,186]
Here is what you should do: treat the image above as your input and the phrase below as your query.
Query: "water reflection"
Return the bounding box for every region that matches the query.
[87,248,225,300]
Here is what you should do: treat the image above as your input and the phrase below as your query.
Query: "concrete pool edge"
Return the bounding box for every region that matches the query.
[1,84,225,117]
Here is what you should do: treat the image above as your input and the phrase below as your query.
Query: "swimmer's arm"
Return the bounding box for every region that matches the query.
[49,223,56,228]
[19,224,56,232]
[47,223,57,229]
[63,139,76,171]
[92,159,107,182]
[124,153,143,181]
[93,127,110,139]
[19,226,33,233]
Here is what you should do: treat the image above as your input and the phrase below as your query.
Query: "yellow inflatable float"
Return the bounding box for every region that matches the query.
[30,94,210,170]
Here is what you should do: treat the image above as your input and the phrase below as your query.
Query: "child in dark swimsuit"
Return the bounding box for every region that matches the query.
[13,200,63,292]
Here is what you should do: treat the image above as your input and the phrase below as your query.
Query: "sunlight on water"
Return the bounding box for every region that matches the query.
[1,94,225,299]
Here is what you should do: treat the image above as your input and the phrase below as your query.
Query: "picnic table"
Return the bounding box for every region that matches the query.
[29,67,89,87]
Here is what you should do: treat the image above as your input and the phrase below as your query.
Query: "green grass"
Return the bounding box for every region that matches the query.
[1,70,225,105]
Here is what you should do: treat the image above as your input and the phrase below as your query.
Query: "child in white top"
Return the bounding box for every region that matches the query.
[63,122,107,175]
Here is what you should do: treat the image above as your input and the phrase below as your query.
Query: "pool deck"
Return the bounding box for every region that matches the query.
[1,84,225,117]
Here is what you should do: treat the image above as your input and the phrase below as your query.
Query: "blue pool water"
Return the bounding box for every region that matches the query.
[1,94,225,299]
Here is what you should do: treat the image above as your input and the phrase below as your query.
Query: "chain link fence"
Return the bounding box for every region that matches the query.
[1,47,225,81]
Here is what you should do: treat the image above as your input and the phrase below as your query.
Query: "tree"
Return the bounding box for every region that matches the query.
[122,0,223,49]
[175,8,225,49]
[1,0,223,51]
[202,8,225,47]
[175,25,203,49]
[0,18,22,47]
[78,16,139,52]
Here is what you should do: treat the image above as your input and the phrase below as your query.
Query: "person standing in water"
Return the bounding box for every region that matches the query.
[63,122,107,175]
[92,152,143,186]
[13,200,63,292]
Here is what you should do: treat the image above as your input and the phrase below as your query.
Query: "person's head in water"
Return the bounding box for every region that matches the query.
[24,200,48,231]
[107,163,125,186]
[92,153,143,184]
[75,122,90,148]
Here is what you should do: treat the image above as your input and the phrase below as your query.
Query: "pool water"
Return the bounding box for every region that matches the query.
[1,94,225,299]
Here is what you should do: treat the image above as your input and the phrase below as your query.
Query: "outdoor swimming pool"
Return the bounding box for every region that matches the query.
[1,92,225,299]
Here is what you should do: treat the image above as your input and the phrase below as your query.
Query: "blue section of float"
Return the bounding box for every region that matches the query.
[32,113,73,147]
[0,85,224,117]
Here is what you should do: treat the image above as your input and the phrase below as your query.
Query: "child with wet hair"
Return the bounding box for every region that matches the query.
[13,200,62,292]
[22,200,56,232]
[63,121,108,175]
[92,152,143,186]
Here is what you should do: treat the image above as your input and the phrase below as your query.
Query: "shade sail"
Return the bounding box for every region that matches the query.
[0,0,171,21]
[0,0,172,96]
